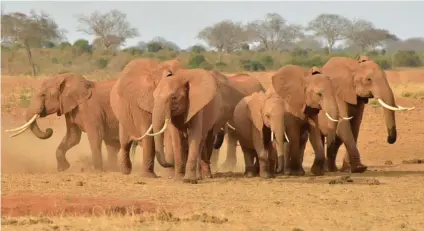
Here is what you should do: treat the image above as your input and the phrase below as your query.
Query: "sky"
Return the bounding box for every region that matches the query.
[1,1,424,49]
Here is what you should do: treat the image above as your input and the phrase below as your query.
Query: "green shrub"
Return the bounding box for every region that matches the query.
[240,60,265,71]
[147,42,163,52]
[215,61,227,71]
[51,58,59,64]
[393,50,423,67]
[188,54,206,68]
[260,55,274,68]
[199,62,214,70]
[190,45,207,54]
[290,55,329,68]
[96,58,109,69]
[73,39,92,54]
[373,57,391,70]
[122,47,143,56]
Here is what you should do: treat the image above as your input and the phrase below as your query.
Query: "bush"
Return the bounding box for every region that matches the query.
[51,58,59,64]
[73,39,92,54]
[215,62,227,71]
[393,50,423,67]
[122,47,143,56]
[188,54,206,68]
[290,55,329,67]
[373,57,391,70]
[189,45,207,54]
[240,60,265,71]
[259,55,274,68]
[199,62,214,70]
[147,42,163,52]
[96,58,109,69]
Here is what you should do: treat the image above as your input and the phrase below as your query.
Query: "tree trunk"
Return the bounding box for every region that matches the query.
[24,41,36,76]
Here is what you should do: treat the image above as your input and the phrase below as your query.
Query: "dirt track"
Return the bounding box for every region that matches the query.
[2,71,424,231]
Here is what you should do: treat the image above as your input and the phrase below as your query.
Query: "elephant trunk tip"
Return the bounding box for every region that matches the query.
[387,127,397,144]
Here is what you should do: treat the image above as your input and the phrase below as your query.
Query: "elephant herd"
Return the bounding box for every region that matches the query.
[5,55,415,184]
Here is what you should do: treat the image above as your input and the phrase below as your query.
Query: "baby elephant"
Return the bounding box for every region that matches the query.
[232,91,288,178]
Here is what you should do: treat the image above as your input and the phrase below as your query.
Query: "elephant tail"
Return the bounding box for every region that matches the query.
[214,131,225,149]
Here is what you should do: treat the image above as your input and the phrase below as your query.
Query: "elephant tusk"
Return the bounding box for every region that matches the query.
[9,126,30,138]
[226,122,236,130]
[271,131,274,142]
[397,105,415,111]
[5,114,39,133]
[342,116,353,120]
[325,112,339,122]
[133,124,153,141]
[377,99,406,111]
[285,132,290,143]
[147,118,170,136]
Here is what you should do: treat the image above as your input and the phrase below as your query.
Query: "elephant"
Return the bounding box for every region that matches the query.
[149,68,249,183]
[5,73,120,172]
[209,72,265,172]
[317,56,415,172]
[109,58,182,178]
[232,90,290,178]
[271,65,342,176]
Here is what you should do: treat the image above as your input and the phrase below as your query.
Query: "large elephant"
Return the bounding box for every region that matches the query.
[109,58,182,178]
[232,91,290,178]
[5,73,120,172]
[271,65,342,176]
[210,73,265,172]
[319,56,415,172]
[149,69,248,183]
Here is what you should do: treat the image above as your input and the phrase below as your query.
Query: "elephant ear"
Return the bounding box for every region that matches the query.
[246,92,265,132]
[58,73,94,115]
[271,65,307,117]
[358,55,370,63]
[183,69,218,123]
[117,58,162,113]
[322,57,358,105]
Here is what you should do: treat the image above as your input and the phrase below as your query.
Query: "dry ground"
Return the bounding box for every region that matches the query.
[2,69,424,231]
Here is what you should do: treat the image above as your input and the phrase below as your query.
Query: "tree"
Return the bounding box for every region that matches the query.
[148,36,180,51]
[76,10,139,50]
[307,13,350,55]
[197,20,251,53]
[1,10,65,76]
[353,28,399,51]
[295,35,324,50]
[247,13,304,51]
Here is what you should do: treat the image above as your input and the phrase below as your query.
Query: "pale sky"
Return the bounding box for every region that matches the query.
[2,1,423,49]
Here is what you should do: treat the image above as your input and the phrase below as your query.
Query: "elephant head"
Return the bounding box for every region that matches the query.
[322,56,415,144]
[6,73,93,139]
[150,69,218,166]
[271,65,340,134]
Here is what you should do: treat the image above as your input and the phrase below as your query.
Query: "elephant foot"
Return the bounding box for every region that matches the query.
[350,163,368,173]
[92,166,104,173]
[173,172,185,181]
[140,171,159,178]
[288,167,305,176]
[274,168,285,175]
[106,162,119,172]
[311,159,325,176]
[259,170,275,179]
[325,158,338,172]
[183,171,199,184]
[57,160,71,172]
[339,161,351,172]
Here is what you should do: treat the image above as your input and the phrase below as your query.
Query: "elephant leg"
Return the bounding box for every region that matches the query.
[299,130,308,165]
[104,139,120,172]
[140,113,158,178]
[268,142,278,176]
[308,125,326,176]
[56,115,82,172]
[170,124,185,180]
[86,129,104,172]
[164,130,175,179]
[183,114,203,184]
[326,136,342,172]
[286,121,304,176]
[200,130,215,179]
[252,129,273,178]
[210,149,220,172]
[341,103,366,172]
[118,123,133,175]
[221,129,237,172]
[241,145,258,177]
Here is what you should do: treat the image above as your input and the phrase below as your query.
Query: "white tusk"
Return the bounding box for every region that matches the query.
[342,116,353,120]
[397,105,415,111]
[285,132,290,143]
[147,119,170,136]
[226,122,236,130]
[9,126,30,138]
[377,99,405,111]
[325,112,339,122]
[5,114,39,133]
[271,131,274,142]
[133,124,153,141]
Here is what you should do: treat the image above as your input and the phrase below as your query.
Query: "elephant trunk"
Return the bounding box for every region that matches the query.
[270,113,286,173]
[213,129,225,149]
[323,97,339,144]
[27,97,53,139]
[374,82,397,144]
[152,98,174,168]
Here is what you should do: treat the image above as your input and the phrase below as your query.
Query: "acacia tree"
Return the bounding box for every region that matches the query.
[197,20,251,53]
[247,13,304,51]
[76,10,139,50]
[307,13,350,55]
[1,10,64,76]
